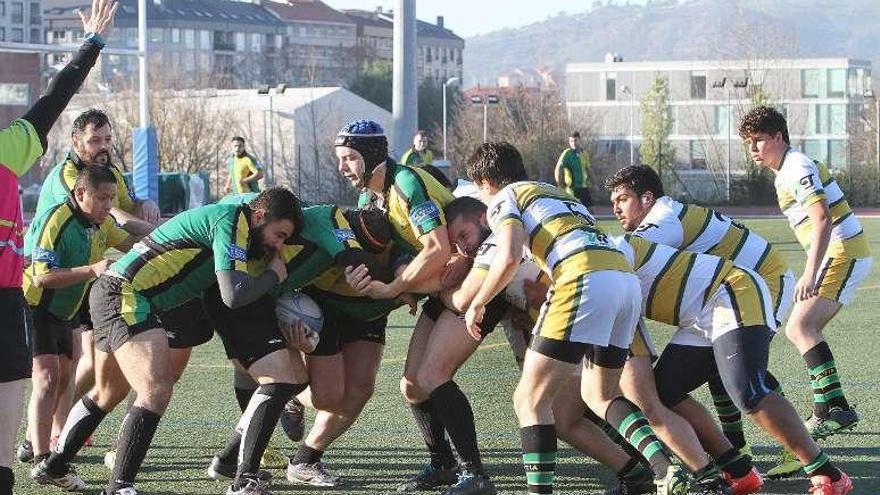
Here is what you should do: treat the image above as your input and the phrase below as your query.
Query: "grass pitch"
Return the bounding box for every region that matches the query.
[12,218,880,494]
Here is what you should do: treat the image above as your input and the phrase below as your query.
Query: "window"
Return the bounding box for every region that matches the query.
[827,68,846,98]
[801,69,821,98]
[29,27,39,42]
[0,28,4,42]
[11,2,22,23]
[714,105,729,135]
[0,83,29,105]
[235,32,245,51]
[149,27,162,43]
[690,140,707,169]
[171,28,179,43]
[184,29,195,48]
[52,30,65,41]
[200,30,210,50]
[605,72,616,101]
[0,2,5,16]
[10,27,22,42]
[803,140,827,164]
[251,33,261,52]
[690,71,707,99]
[828,140,846,168]
[28,1,38,24]
[829,104,846,135]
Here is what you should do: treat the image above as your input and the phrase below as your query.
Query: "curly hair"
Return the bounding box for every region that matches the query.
[249,187,303,239]
[604,165,665,198]
[71,109,110,138]
[465,142,528,188]
[738,106,789,144]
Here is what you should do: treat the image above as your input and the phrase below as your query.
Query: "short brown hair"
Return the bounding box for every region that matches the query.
[739,106,789,144]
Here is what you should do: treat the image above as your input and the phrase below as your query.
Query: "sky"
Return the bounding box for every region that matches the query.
[325,0,651,38]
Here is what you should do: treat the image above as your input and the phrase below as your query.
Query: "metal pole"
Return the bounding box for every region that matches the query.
[269,93,274,186]
[391,0,417,156]
[137,0,149,127]
[876,99,879,178]
[630,72,635,166]
[443,84,448,159]
[483,104,488,143]
[726,90,731,202]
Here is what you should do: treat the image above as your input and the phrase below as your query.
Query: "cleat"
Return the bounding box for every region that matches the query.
[442,471,497,495]
[396,464,459,492]
[690,475,732,494]
[207,456,272,485]
[604,468,655,495]
[807,408,859,439]
[31,459,86,491]
[99,488,138,495]
[655,465,690,495]
[280,398,306,442]
[286,460,343,487]
[721,467,763,495]
[104,449,116,470]
[808,472,853,495]
[260,442,286,469]
[226,474,272,495]
[16,440,34,463]
[766,448,802,480]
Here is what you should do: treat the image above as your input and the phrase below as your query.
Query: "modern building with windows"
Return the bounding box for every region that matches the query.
[565,57,873,199]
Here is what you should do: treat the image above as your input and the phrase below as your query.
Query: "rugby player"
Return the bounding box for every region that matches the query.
[606,165,799,480]
[32,188,300,495]
[462,142,689,495]
[740,107,871,447]
[0,1,117,492]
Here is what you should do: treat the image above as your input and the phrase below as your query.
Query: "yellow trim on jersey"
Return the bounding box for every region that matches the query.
[333,208,360,251]
[233,212,250,273]
[128,248,203,292]
[677,205,712,248]
[721,267,771,329]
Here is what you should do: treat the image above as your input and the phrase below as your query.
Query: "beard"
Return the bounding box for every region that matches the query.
[247,225,269,260]
[463,226,492,257]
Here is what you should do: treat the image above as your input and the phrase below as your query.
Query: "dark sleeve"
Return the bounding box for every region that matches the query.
[21,39,103,148]
[216,269,279,309]
[335,249,393,283]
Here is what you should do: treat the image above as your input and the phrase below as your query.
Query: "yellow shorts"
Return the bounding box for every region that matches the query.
[815,256,873,305]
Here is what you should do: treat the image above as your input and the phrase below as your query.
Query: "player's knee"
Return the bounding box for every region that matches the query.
[310,387,344,412]
[728,382,770,414]
[512,383,541,421]
[136,380,173,412]
[400,376,425,404]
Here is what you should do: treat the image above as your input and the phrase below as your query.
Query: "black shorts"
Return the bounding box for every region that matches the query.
[159,298,214,349]
[30,307,75,359]
[310,297,388,357]
[421,293,509,340]
[90,275,162,353]
[0,288,33,381]
[202,284,285,368]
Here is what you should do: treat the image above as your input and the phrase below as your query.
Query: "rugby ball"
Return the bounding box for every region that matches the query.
[504,260,543,311]
[275,292,323,350]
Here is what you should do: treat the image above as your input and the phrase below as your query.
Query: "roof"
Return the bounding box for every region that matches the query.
[343,9,392,30]
[45,0,286,27]
[342,8,463,42]
[264,0,354,25]
[567,58,872,73]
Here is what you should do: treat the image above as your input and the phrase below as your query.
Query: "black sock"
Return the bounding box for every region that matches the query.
[47,396,107,473]
[108,406,162,491]
[520,424,556,494]
[429,381,482,474]
[410,400,456,469]
[234,383,304,488]
[804,342,850,417]
[605,397,671,479]
[707,376,746,449]
[714,448,751,478]
[235,387,257,413]
[617,457,652,483]
[216,432,242,466]
[0,466,13,495]
[804,451,841,482]
[584,407,651,467]
[293,444,324,465]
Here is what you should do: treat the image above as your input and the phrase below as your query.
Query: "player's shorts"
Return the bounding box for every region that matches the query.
[309,295,388,357]
[764,269,795,325]
[201,284,285,369]
[628,318,657,360]
[815,256,872,305]
[30,307,75,359]
[572,187,592,208]
[77,287,93,331]
[692,266,776,343]
[531,270,641,364]
[422,294,509,340]
[159,298,213,350]
[0,288,33,381]
[90,275,162,353]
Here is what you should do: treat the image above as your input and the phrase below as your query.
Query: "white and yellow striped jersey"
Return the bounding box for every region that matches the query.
[486,181,630,282]
[612,234,733,328]
[775,148,870,259]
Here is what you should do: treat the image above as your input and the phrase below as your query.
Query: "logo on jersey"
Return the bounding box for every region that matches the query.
[32,247,59,267]
[799,175,815,189]
[476,242,495,257]
[635,223,659,233]
[226,243,248,262]
[409,202,441,226]
[489,202,503,220]
[334,228,356,243]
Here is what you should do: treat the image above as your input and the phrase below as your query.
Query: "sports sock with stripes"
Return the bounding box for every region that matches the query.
[107,406,161,492]
[234,383,304,488]
[708,376,746,450]
[605,397,671,479]
[804,342,850,417]
[429,381,483,473]
[409,399,457,469]
[47,396,107,474]
[714,447,751,478]
[804,451,841,481]
[584,406,651,466]
[520,424,556,494]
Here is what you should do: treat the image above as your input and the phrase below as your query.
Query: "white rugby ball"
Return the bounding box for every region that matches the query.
[504,260,543,311]
[275,292,324,349]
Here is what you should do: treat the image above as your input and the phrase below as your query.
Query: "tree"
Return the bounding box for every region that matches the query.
[345,60,392,112]
[639,74,674,176]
